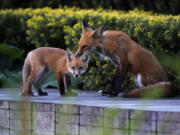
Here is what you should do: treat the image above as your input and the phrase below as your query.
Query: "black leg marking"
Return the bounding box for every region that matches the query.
[111,67,128,96]
[59,78,66,95]
[101,68,120,97]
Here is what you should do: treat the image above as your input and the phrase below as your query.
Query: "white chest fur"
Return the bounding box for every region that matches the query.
[134,73,144,88]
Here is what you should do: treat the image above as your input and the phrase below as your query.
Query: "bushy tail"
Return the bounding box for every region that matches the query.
[123,82,178,98]
[22,57,31,90]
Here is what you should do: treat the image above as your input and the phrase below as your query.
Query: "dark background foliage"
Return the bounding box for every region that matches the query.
[0,0,180,15]
[0,8,179,90]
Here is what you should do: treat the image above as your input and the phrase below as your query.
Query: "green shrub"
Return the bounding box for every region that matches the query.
[0,8,179,90]
[0,0,179,15]
[0,43,24,71]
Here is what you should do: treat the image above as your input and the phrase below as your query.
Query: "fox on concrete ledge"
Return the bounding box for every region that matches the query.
[22,47,90,96]
[75,20,177,98]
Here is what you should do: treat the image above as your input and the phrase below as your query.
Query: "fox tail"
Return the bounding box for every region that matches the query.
[123,82,178,98]
[22,57,31,92]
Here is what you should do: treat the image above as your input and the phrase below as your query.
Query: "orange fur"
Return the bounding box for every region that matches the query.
[75,21,177,98]
[22,47,89,96]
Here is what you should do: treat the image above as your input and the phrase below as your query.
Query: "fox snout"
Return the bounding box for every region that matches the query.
[67,65,87,78]
[72,70,85,78]
[73,73,80,78]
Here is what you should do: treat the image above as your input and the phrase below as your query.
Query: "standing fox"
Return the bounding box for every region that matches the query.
[75,20,177,98]
[22,47,90,96]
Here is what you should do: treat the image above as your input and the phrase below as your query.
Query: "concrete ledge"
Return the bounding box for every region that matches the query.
[0,88,180,135]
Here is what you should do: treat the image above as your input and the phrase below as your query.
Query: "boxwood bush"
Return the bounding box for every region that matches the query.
[0,8,179,90]
[1,0,179,15]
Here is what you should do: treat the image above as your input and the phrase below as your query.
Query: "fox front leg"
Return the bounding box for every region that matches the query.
[111,65,128,97]
[56,73,66,96]
[102,64,128,97]
[101,67,121,96]
[109,53,128,97]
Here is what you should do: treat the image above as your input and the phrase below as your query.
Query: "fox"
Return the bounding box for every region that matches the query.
[75,20,177,98]
[22,47,90,96]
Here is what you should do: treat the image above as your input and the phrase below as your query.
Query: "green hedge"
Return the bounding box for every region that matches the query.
[0,0,180,15]
[0,8,180,90]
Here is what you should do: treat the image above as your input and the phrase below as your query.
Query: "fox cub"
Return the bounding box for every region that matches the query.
[22,47,90,96]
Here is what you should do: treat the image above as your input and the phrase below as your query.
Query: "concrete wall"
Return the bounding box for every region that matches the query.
[0,100,180,135]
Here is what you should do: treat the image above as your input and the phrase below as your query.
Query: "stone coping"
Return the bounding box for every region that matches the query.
[0,88,180,112]
[0,88,180,135]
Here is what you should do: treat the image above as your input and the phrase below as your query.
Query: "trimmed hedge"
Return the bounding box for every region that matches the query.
[0,0,180,15]
[0,8,180,90]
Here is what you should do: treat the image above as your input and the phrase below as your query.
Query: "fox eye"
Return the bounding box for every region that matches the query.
[82,45,88,49]
[72,66,75,70]
[79,66,83,70]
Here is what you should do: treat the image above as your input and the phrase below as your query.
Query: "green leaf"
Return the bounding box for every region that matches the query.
[40,72,57,88]
[0,54,12,71]
[0,71,22,88]
[0,43,24,60]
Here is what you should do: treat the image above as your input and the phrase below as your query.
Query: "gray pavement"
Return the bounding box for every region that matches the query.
[0,88,180,112]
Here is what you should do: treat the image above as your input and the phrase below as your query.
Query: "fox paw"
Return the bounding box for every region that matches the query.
[21,92,35,96]
[98,90,118,97]
[39,92,48,96]
[98,90,110,96]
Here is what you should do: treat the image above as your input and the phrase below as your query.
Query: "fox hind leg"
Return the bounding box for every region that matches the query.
[23,64,44,96]
[32,67,49,96]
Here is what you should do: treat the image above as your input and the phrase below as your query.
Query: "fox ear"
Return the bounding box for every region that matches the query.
[82,20,93,32]
[93,25,104,38]
[66,50,74,62]
[81,51,90,63]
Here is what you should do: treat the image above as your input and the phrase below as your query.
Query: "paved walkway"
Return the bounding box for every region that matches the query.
[0,88,180,112]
